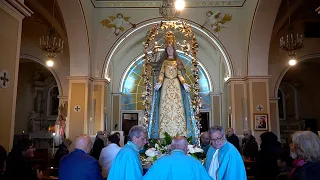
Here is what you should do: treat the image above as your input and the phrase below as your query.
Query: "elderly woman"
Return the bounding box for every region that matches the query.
[290,131,320,180]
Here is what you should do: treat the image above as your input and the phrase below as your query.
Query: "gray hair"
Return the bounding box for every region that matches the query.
[292,131,320,162]
[128,125,147,141]
[209,126,225,135]
[171,136,188,151]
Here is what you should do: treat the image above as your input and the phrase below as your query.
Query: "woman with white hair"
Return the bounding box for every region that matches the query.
[290,131,320,180]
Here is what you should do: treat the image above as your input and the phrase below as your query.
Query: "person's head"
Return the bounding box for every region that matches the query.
[96,131,104,140]
[15,139,35,158]
[209,126,226,149]
[74,134,92,153]
[117,13,123,18]
[260,131,279,149]
[277,152,293,169]
[290,131,320,162]
[243,129,252,140]
[227,128,234,137]
[206,11,213,17]
[171,136,188,154]
[62,138,72,148]
[108,133,120,145]
[200,132,210,145]
[128,125,147,150]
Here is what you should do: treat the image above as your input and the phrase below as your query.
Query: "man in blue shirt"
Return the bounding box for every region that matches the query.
[205,126,246,180]
[143,136,212,180]
[59,134,103,180]
[108,125,147,180]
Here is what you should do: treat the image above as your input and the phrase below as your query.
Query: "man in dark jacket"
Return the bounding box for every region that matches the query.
[53,139,72,167]
[226,128,240,151]
[242,129,258,160]
[91,131,105,160]
[59,134,103,180]
[5,139,43,180]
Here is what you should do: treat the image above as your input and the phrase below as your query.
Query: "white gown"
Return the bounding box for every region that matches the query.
[159,59,187,137]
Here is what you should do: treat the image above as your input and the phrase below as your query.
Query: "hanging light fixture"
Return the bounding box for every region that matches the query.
[39,0,63,63]
[279,0,303,61]
[159,0,185,20]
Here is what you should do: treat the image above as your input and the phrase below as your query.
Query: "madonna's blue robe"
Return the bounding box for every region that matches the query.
[142,149,212,180]
[204,142,247,180]
[107,141,142,180]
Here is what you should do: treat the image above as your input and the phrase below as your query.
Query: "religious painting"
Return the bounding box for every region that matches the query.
[254,113,268,130]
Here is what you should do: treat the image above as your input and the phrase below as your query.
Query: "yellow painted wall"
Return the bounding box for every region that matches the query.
[94,84,102,132]
[234,84,244,132]
[0,8,20,151]
[213,96,221,126]
[68,83,86,141]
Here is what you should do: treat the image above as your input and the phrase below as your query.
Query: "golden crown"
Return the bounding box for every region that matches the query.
[164,31,176,46]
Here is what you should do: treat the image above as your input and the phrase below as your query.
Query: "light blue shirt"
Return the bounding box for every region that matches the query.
[204,142,247,180]
[143,149,212,180]
[108,141,142,180]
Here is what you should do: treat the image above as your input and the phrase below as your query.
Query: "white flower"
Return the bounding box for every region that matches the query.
[194,147,204,153]
[187,144,203,154]
[145,148,157,157]
[155,143,160,149]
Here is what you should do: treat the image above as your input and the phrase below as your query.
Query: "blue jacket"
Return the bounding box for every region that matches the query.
[59,149,103,180]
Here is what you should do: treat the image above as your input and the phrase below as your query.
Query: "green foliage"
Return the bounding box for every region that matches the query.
[163,132,172,145]
[187,136,193,144]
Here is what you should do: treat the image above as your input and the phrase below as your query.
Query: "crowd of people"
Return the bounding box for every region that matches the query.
[0,125,319,180]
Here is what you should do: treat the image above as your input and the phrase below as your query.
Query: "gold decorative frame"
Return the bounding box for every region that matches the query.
[254,113,268,131]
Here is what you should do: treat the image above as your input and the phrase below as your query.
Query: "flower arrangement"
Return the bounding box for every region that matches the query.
[141,132,205,165]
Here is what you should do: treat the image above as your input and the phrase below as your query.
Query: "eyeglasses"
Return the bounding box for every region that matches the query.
[211,135,224,143]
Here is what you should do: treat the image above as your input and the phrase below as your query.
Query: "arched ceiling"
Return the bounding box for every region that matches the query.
[273,0,320,37]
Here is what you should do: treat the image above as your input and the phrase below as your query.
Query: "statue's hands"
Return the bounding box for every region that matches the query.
[154,82,162,91]
[183,83,190,92]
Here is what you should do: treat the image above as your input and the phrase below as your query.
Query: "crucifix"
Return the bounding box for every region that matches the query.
[0,71,10,88]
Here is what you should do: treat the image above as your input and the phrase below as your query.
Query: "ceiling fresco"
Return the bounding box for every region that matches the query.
[91,0,247,8]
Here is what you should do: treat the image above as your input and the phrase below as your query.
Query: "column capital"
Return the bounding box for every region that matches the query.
[92,78,110,85]
[57,95,68,101]
[2,0,33,18]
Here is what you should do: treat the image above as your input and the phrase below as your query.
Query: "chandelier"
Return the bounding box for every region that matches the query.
[159,0,185,20]
[39,0,63,60]
[39,27,64,59]
[279,0,303,58]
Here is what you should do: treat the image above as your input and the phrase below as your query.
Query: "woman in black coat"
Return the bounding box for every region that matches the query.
[251,132,282,180]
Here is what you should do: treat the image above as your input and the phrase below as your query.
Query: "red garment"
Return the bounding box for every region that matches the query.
[290,158,306,177]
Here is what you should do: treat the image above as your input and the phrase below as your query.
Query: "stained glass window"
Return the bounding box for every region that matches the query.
[121,52,212,110]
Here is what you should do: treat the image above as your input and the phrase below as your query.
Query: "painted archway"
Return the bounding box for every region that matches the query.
[102,18,234,81]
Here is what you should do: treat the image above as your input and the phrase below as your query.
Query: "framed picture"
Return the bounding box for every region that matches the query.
[254,113,268,130]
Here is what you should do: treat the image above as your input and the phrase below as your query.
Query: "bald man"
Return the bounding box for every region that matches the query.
[59,134,103,180]
[200,132,211,154]
[226,128,240,152]
[142,137,212,180]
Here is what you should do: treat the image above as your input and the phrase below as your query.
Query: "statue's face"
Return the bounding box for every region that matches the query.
[166,46,174,56]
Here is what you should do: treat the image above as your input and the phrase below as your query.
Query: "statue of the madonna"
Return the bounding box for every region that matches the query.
[148,31,196,139]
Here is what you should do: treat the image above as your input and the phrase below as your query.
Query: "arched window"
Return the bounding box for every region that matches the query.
[121,52,211,110]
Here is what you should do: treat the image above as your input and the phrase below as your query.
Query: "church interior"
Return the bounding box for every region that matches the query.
[1,0,320,179]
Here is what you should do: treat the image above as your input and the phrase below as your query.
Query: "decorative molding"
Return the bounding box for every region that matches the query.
[226,75,272,83]
[4,0,33,17]
[91,0,246,8]
[57,95,68,101]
